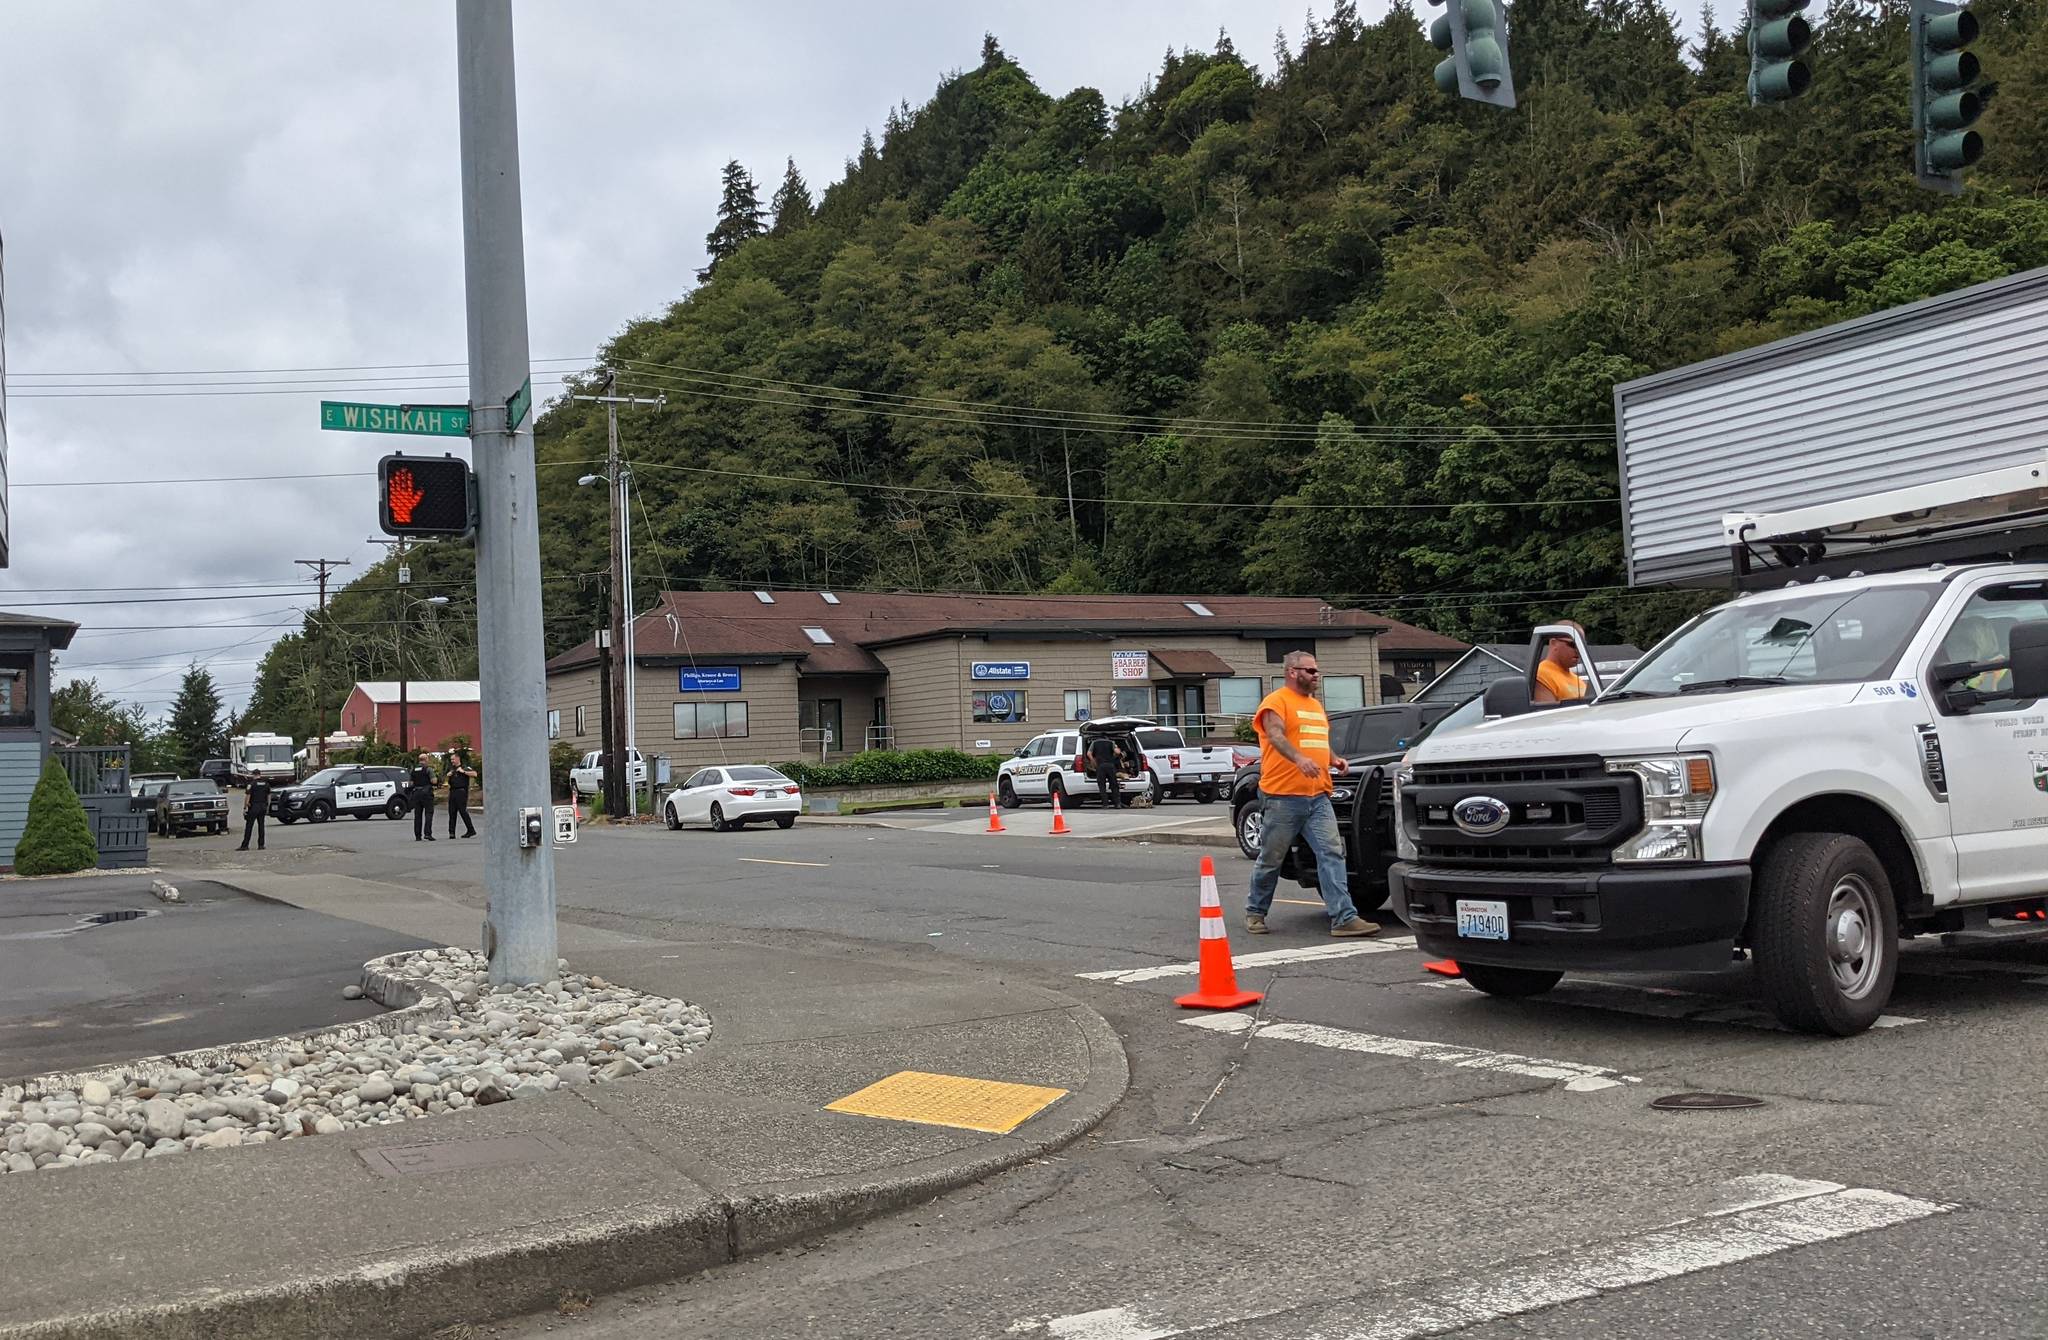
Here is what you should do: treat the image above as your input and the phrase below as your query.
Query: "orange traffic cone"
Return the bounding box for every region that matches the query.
[986,792,1007,833]
[1175,856,1263,1010]
[1050,789,1071,835]
[1422,959,1463,977]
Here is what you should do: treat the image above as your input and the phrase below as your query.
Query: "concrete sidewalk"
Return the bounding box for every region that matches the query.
[807,804,1235,847]
[0,871,1127,1340]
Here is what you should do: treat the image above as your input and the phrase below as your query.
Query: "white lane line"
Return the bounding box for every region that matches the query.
[1077,937,1416,985]
[1012,1175,1948,1340]
[736,857,831,868]
[1418,977,1923,1031]
[1182,1012,1639,1088]
[1325,1183,1951,1340]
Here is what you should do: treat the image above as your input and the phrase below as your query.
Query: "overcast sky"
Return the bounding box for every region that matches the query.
[3,0,1383,721]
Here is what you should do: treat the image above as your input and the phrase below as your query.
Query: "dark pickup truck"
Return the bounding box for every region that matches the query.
[1229,695,1483,911]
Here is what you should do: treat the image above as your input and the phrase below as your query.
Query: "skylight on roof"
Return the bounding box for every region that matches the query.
[820,591,841,605]
[802,626,834,644]
[753,591,776,604]
[1184,601,1215,617]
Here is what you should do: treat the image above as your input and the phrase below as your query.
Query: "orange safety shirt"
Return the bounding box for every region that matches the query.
[1255,686,1334,796]
[1535,659,1585,702]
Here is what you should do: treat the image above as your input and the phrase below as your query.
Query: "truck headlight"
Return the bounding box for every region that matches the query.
[1606,755,1714,863]
[1394,767,1417,861]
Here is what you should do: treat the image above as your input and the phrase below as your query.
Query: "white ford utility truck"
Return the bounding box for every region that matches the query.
[1392,454,2048,1034]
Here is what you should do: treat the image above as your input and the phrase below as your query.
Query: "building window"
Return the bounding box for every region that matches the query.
[675,702,749,739]
[1063,689,1092,721]
[1322,675,1366,711]
[1111,687,1149,717]
[546,709,560,740]
[1217,677,1261,717]
[972,690,1028,724]
[575,705,588,736]
[0,654,31,729]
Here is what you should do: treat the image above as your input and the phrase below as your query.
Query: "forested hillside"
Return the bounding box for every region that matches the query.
[248,0,2048,736]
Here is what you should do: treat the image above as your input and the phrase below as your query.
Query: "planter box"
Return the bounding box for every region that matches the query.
[803,779,993,814]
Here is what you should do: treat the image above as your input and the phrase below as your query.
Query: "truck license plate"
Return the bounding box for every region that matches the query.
[1455,899,1510,941]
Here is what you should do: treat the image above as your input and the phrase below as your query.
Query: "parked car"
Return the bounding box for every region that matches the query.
[272,765,414,823]
[570,747,648,798]
[1229,701,1461,860]
[153,779,230,837]
[1106,718,1244,803]
[131,772,176,796]
[198,758,232,787]
[662,765,801,831]
[998,727,1140,808]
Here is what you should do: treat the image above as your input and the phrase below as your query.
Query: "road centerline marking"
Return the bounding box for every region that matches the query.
[736,857,831,868]
[1077,937,1416,985]
[1183,1012,1639,1088]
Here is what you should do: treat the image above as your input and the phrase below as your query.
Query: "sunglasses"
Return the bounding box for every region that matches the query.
[1294,668,1321,676]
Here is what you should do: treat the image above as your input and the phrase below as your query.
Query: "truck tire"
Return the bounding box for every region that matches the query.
[1459,962,1563,998]
[1147,770,1165,806]
[1234,802,1263,861]
[998,777,1021,809]
[386,797,408,820]
[308,799,333,823]
[1752,831,1897,1036]
[1047,773,1068,807]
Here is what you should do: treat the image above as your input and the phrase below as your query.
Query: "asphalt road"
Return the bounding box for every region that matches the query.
[0,876,434,1080]
[163,813,2048,1338]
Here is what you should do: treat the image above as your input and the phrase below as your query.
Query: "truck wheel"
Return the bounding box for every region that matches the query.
[1234,803,1263,861]
[1459,962,1564,998]
[386,797,408,820]
[998,777,1021,809]
[1047,774,1067,807]
[308,799,333,823]
[1147,770,1165,806]
[1753,831,1897,1036]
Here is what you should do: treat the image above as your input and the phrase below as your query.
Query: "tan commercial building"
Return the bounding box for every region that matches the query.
[543,591,1467,770]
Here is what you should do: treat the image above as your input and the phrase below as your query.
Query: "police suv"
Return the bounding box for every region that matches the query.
[271,764,414,823]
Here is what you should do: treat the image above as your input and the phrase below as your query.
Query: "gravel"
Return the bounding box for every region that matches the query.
[0,947,712,1176]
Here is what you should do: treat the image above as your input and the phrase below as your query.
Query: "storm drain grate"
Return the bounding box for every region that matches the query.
[1650,1092,1766,1112]
[84,910,152,925]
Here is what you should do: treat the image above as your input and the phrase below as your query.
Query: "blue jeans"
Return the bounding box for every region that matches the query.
[1247,792,1359,927]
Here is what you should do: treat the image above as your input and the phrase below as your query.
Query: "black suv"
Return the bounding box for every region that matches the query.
[272,764,414,823]
[198,758,232,787]
[1229,695,1484,911]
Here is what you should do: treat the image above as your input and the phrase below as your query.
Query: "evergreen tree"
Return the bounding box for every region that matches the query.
[165,664,226,775]
[15,754,98,876]
[770,157,814,235]
[698,159,766,282]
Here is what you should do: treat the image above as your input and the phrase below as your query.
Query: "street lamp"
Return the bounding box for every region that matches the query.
[398,594,451,754]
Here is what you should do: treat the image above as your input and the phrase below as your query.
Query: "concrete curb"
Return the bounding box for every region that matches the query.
[1099,827,1236,848]
[2,988,1129,1340]
[3,952,454,1100]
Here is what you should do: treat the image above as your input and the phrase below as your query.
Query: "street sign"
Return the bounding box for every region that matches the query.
[322,401,472,436]
[506,376,532,431]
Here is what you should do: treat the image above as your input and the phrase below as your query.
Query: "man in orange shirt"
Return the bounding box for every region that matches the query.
[1246,651,1380,938]
[1533,622,1588,703]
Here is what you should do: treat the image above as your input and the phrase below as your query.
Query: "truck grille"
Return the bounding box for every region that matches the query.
[1406,756,1638,868]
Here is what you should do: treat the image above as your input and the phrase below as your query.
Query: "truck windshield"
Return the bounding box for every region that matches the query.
[1611,585,1940,696]
[1134,729,1181,750]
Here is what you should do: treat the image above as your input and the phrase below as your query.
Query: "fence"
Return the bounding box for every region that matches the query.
[55,745,131,797]
[53,745,151,868]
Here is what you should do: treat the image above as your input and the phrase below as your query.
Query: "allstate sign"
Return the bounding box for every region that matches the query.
[971,661,1031,681]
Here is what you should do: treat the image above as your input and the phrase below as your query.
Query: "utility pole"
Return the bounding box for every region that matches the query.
[572,371,660,818]
[366,535,431,752]
[295,558,351,767]
[458,0,556,985]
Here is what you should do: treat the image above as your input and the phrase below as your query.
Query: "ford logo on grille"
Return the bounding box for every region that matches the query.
[1452,795,1511,836]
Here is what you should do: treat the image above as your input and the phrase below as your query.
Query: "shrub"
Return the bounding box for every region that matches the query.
[775,749,1004,790]
[15,755,99,876]
[549,741,581,799]
[1234,720,1257,744]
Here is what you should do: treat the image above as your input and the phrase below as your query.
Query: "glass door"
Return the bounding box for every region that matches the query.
[1154,686,1176,727]
[1181,684,1206,737]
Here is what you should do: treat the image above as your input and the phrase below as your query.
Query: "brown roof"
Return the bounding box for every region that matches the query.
[546,591,1405,677]
[1147,647,1236,679]
[1365,613,1471,654]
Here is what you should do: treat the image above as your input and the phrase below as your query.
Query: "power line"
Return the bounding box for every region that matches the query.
[12,459,602,489]
[9,356,586,377]
[8,375,574,401]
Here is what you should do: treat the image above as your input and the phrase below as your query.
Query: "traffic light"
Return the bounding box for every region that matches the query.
[1912,0,1984,193]
[378,453,476,538]
[1426,0,1517,109]
[1748,0,1813,104]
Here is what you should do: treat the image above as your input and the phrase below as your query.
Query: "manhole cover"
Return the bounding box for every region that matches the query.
[1650,1092,1766,1112]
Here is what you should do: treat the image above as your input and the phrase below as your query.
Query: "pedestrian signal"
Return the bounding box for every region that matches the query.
[378,454,476,538]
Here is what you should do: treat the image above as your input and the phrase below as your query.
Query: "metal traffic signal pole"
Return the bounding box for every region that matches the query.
[456,0,557,984]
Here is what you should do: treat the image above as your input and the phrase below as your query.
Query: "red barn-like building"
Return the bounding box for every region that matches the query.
[340,681,482,752]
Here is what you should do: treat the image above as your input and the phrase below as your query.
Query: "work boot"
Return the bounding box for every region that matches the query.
[1330,917,1381,938]
[1245,913,1269,935]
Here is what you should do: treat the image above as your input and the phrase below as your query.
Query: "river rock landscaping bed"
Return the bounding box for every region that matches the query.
[0,946,712,1175]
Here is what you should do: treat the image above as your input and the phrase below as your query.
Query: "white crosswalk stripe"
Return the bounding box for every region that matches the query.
[1076,936,1415,985]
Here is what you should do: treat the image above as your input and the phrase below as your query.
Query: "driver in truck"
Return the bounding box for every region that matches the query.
[1533,621,1588,703]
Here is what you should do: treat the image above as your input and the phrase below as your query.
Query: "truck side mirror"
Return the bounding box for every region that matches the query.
[1483,677,1535,719]
[2011,621,2048,700]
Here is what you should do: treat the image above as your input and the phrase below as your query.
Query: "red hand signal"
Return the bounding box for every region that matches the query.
[387,467,424,525]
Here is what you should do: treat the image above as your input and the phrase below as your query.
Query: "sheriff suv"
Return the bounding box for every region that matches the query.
[272,765,414,824]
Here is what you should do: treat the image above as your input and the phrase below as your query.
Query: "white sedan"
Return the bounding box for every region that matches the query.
[663,765,802,832]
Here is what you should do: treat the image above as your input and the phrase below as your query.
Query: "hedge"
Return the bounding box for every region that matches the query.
[775,749,1004,790]
[16,755,99,876]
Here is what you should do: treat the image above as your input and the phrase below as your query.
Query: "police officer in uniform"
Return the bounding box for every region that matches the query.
[410,754,439,841]
[445,748,477,838]
[238,777,271,851]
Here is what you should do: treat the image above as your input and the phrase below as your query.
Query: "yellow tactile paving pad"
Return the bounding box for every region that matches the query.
[825,1070,1069,1134]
